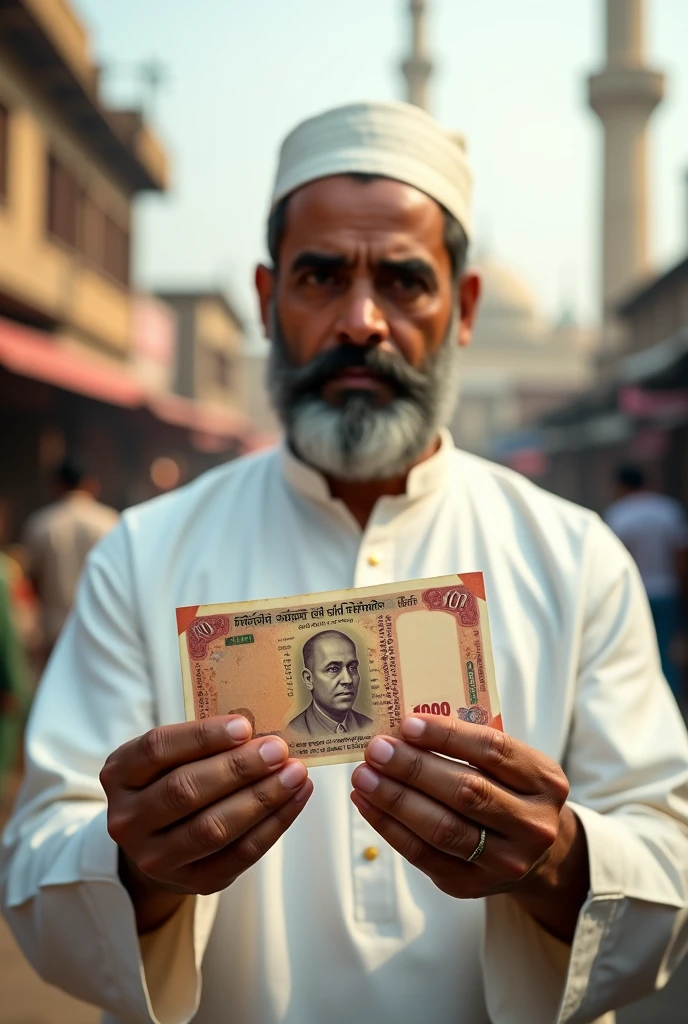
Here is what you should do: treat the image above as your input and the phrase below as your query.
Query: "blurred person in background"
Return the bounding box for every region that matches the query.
[0,498,42,671]
[1,102,687,1024]
[22,459,119,659]
[606,464,688,699]
[0,500,34,804]
[0,550,31,806]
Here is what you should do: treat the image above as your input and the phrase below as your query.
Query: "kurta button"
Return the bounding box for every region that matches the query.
[367,553,381,567]
[363,846,379,861]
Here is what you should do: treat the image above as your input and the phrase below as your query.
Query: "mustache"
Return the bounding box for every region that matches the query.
[282,343,430,406]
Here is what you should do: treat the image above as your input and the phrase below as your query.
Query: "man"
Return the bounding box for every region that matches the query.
[286,629,373,736]
[1,101,687,1024]
[606,464,688,697]
[23,459,119,655]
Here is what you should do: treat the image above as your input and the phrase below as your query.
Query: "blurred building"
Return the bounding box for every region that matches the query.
[158,290,243,412]
[451,255,595,462]
[0,0,266,534]
[0,0,167,354]
[526,0,688,512]
[540,241,688,512]
[619,254,688,508]
[153,290,275,455]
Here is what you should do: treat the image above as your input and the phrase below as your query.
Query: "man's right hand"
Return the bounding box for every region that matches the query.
[100,715,312,934]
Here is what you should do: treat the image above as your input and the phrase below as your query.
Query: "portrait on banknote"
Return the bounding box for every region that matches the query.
[285,628,374,739]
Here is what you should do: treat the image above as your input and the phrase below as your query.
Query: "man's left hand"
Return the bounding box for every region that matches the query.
[351,715,588,942]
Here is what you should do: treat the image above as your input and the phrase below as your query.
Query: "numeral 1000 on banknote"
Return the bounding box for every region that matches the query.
[414,701,452,715]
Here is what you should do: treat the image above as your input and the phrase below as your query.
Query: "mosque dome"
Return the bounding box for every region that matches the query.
[471,255,548,348]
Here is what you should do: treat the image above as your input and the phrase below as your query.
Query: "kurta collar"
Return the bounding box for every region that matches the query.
[279,428,455,508]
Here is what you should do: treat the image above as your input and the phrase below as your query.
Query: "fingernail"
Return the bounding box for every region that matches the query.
[260,738,288,767]
[351,791,373,812]
[368,736,395,764]
[353,766,380,793]
[402,716,426,739]
[226,717,251,741]
[293,780,312,804]
[277,761,307,789]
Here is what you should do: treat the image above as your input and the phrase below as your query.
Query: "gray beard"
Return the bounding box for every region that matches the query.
[267,308,461,482]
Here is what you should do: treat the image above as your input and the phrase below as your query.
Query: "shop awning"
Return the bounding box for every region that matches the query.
[0,316,145,407]
[0,315,275,450]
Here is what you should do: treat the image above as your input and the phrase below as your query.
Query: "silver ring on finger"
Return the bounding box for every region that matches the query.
[466,827,486,863]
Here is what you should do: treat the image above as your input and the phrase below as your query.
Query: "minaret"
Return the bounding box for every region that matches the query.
[402,0,433,112]
[588,0,665,351]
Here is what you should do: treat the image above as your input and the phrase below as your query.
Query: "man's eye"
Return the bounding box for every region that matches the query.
[380,270,425,295]
[327,665,340,673]
[392,273,422,292]
[304,269,334,286]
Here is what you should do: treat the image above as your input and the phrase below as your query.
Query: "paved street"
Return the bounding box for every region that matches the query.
[0,913,99,1024]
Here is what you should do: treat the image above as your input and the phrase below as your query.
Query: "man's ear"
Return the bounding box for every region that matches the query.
[457,270,482,348]
[255,264,275,339]
[302,668,313,691]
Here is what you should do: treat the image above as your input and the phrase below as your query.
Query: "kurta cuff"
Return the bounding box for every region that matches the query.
[483,889,619,1024]
[139,893,220,1024]
[482,892,578,1024]
[556,801,687,1023]
[482,797,688,1024]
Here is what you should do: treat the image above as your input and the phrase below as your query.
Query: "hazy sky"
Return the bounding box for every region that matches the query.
[74,0,688,336]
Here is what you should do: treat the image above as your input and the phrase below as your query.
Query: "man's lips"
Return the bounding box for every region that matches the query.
[326,368,385,391]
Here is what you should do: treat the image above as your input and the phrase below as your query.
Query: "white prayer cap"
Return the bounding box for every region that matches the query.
[271,100,473,239]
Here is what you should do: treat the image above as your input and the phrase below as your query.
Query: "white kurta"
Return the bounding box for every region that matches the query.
[2,432,688,1024]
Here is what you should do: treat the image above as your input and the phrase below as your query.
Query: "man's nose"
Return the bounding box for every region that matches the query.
[335,284,389,348]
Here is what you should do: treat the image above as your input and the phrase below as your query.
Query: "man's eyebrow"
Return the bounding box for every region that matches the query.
[377,257,438,287]
[289,252,438,288]
[290,252,352,275]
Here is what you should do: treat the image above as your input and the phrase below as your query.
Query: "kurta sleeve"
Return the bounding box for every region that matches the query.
[482,517,688,1024]
[0,523,219,1024]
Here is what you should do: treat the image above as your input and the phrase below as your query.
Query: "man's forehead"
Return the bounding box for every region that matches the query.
[313,633,357,658]
[282,175,445,251]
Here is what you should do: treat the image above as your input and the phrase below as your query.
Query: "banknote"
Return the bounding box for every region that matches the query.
[177,573,501,767]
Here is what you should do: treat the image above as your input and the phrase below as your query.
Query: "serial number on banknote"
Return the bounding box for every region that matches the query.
[177,574,501,768]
